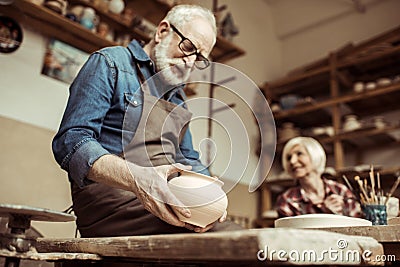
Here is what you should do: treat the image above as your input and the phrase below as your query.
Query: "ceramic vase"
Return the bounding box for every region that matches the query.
[373,116,386,129]
[343,115,361,132]
[80,7,97,30]
[108,0,125,14]
[168,170,228,228]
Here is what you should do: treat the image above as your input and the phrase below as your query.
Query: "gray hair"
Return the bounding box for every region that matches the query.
[281,137,326,176]
[164,5,217,46]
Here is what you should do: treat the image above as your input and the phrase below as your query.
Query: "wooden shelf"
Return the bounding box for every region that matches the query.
[273,82,400,121]
[318,123,400,144]
[2,0,245,62]
[1,0,115,53]
[273,124,400,157]
[68,0,151,42]
[275,109,332,129]
[262,26,400,99]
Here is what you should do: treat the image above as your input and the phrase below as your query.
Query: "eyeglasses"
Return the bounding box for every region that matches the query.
[170,24,210,70]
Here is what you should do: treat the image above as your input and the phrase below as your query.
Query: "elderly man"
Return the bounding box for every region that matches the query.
[52,5,231,237]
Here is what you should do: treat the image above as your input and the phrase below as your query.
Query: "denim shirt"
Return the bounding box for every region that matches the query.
[52,40,209,187]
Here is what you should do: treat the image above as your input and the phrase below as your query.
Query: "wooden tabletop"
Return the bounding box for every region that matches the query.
[29,228,384,266]
[317,224,400,262]
[316,224,400,242]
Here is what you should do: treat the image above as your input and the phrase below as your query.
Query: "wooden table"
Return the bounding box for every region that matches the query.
[4,228,379,266]
[317,224,400,262]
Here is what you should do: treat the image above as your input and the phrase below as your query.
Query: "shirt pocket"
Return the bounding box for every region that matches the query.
[122,92,143,147]
[124,92,143,107]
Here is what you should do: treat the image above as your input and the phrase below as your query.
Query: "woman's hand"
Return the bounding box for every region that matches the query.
[324,194,344,214]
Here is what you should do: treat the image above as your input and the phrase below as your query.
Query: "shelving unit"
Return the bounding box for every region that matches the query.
[1,0,114,53]
[262,25,400,168]
[257,26,400,217]
[0,0,245,62]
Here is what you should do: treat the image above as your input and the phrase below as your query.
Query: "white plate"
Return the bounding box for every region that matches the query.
[275,214,372,228]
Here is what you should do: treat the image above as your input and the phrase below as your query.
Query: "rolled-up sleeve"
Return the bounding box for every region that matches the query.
[52,52,115,187]
[67,140,109,187]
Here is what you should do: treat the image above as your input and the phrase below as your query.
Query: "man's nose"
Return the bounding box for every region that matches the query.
[183,54,197,68]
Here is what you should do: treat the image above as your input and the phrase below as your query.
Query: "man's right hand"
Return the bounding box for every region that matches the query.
[88,154,195,229]
[128,162,193,227]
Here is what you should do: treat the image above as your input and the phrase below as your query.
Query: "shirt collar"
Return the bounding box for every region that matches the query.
[127,40,151,63]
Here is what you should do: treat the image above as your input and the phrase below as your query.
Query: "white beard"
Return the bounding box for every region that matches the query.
[153,32,192,86]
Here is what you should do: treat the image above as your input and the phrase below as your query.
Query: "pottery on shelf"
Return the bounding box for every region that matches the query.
[343,115,361,132]
[279,94,299,110]
[365,81,377,90]
[108,0,125,14]
[324,126,334,136]
[43,0,68,15]
[80,7,97,31]
[312,126,334,136]
[168,170,228,228]
[376,78,391,87]
[312,127,325,136]
[373,116,386,129]
[353,81,365,93]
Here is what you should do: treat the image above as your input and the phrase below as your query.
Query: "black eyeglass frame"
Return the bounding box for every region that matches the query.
[170,24,210,70]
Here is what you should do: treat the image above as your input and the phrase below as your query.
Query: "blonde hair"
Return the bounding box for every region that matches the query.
[281,137,326,175]
[164,5,217,46]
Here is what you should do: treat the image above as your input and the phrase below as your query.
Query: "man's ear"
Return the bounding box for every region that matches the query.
[155,20,170,44]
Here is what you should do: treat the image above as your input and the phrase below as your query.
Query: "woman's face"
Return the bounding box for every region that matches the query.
[286,144,314,179]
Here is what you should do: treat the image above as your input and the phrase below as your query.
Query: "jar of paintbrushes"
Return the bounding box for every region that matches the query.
[342,166,400,225]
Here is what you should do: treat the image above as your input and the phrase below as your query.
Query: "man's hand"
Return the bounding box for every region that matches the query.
[184,210,227,233]
[88,155,222,231]
[129,163,193,227]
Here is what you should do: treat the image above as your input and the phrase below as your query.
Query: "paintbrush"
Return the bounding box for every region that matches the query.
[369,165,377,203]
[342,174,354,191]
[342,174,361,202]
[385,176,400,205]
[377,172,382,204]
[355,175,370,204]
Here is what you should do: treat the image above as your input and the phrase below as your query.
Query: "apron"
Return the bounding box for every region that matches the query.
[71,64,193,237]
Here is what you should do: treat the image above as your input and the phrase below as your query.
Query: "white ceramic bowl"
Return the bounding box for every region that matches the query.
[376,78,391,87]
[168,170,228,228]
[353,81,365,93]
[275,214,372,228]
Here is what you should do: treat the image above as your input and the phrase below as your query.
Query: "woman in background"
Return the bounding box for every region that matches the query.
[275,137,361,218]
